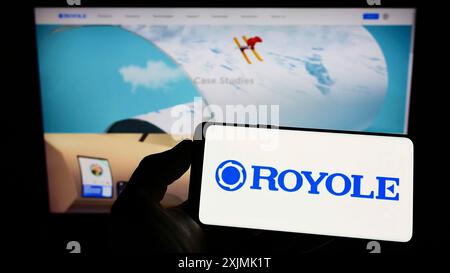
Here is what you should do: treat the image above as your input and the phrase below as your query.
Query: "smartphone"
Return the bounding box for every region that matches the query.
[189,123,413,242]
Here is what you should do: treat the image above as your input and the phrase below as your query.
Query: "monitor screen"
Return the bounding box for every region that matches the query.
[78,156,113,198]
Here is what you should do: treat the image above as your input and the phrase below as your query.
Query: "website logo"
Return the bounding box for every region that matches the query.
[233,36,263,64]
[214,160,400,201]
[215,160,247,191]
[58,13,86,19]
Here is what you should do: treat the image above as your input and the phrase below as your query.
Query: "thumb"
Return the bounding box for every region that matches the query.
[126,139,192,202]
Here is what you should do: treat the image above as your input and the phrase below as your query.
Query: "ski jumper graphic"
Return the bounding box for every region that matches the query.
[233,35,263,64]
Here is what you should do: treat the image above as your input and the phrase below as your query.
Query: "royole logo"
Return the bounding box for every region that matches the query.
[215,160,247,191]
[233,35,263,64]
[215,160,400,201]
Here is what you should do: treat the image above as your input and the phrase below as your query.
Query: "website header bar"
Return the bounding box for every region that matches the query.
[35,8,415,25]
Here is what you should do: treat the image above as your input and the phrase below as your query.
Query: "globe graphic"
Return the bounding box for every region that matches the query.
[36,25,200,133]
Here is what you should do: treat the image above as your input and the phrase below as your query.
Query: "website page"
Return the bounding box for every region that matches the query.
[36,8,415,135]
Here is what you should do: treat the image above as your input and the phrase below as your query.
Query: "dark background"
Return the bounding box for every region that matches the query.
[3,0,447,261]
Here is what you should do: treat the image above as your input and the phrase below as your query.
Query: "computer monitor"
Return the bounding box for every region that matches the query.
[34,7,416,213]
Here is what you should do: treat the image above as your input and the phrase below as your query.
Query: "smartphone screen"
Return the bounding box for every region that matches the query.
[78,156,113,198]
[197,124,413,242]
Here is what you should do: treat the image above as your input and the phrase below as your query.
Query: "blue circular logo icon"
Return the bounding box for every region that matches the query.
[215,160,246,191]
